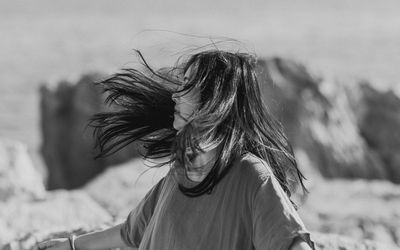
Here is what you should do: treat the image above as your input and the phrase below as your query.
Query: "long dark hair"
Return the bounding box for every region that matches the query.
[89,49,308,208]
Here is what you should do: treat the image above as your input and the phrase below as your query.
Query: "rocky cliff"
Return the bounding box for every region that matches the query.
[40,74,139,190]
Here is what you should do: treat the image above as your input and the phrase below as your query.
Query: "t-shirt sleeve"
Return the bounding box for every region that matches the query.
[251,174,316,250]
[120,176,167,248]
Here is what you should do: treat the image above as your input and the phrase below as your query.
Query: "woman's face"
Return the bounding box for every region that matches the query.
[172,65,201,131]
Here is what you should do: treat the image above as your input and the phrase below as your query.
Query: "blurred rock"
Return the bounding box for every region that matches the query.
[299,179,400,247]
[312,232,399,250]
[40,74,138,190]
[346,81,400,183]
[256,57,391,182]
[299,80,387,180]
[0,189,112,246]
[0,140,46,202]
[83,158,169,221]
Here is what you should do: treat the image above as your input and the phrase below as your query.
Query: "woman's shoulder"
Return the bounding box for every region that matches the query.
[233,152,274,187]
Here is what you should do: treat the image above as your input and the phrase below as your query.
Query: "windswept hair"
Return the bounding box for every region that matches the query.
[89,49,308,208]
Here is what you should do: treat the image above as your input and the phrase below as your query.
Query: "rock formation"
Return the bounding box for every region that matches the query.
[256,57,398,183]
[40,74,138,190]
[0,189,113,246]
[345,81,400,183]
[311,232,399,250]
[299,179,400,247]
[0,140,46,202]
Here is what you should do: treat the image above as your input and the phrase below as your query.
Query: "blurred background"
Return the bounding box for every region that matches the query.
[1,0,400,249]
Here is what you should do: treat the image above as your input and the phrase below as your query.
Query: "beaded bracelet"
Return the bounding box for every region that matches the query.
[68,234,77,250]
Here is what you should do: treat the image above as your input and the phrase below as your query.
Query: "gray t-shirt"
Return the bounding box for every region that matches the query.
[120,153,315,250]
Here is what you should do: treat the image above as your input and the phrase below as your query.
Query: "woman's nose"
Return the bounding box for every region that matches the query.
[172,93,178,103]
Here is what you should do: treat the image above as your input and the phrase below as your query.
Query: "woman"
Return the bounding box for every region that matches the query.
[35,49,316,250]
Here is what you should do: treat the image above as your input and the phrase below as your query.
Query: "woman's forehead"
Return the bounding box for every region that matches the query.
[184,62,199,79]
[183,70,191,81]
[177,61,202,92]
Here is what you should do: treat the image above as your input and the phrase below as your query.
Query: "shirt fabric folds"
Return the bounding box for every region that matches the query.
[120,153,316,250]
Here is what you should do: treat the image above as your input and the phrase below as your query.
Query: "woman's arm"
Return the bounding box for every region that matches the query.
[289,237,313,250]
[74,223,136,250]
[35,223,136,250]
